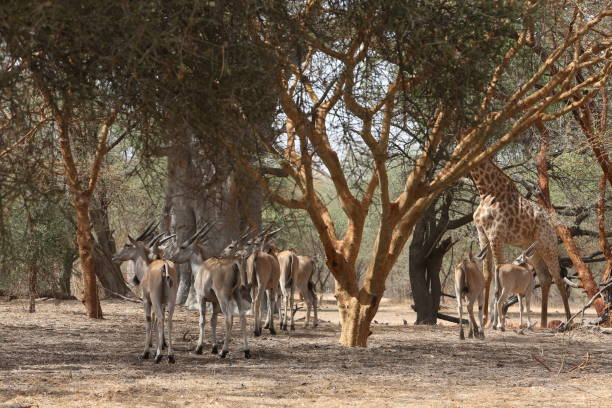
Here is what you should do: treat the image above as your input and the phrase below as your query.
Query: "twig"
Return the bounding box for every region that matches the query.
[532,354,552,372]
[101,287,142,303]
[562,353,590,374]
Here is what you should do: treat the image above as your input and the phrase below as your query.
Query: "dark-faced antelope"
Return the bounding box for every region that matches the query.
[495,243,537,333]
[166,224,253,358]
[113,229,178,364]
[454,246,487,340]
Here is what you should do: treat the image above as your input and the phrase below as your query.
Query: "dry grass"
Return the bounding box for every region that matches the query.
[1,298,611,408]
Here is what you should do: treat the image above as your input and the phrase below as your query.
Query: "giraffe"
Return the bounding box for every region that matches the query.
[470,159,571,328]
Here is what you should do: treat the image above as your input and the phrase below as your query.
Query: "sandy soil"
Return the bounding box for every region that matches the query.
[1,298,611,408]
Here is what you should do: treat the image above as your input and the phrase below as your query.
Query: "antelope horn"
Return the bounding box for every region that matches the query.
[196,222,216,242]
[148,232,165,247]
[159,234,176,245]
[257,225,273,237]
[523,241,537,257]
[184,223,209,247]
[240,226,256,240]
[266,227,283,238]
[475,243,490,260]
[134,221,157,241]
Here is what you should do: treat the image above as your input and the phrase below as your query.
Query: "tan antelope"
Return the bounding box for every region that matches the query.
[295,255,318,328]
[276,249,299,331]
[495,243,537,333]
[221,227,283,336]
[454,245,487,340]
[113,228,178,364]
[166,224,253,358]
[245,227,282,336]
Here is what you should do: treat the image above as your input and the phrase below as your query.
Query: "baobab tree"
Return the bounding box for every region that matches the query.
[229,1,611,346]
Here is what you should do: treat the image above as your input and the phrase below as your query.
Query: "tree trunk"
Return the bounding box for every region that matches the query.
[74,193,103,318]
[336,286,381,347]
[29,263,37,313]
[536,120,607,316]
[164,134,262,307]
[408,248,436,324]
[60,248,76,298]
[597,174,612,308]
[90,186,130,296]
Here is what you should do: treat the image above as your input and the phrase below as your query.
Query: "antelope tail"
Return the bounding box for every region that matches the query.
[162,263,173,288]
[458,266,468,297]
[251,255,258,287]
[286,254,294,288]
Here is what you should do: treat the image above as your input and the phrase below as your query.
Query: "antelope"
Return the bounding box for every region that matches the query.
[113,226,178,364]
[276,249,299,331]
[454,245,487,340]
[295,255,318,328]
[495,242,537,333]
[222,227,283,336]
[166,224,253,358]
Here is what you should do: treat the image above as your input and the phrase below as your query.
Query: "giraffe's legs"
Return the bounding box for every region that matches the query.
[489,239,505,329]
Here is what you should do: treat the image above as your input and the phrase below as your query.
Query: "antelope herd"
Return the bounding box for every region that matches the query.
[113,223,319,363]
[113,221,565,364]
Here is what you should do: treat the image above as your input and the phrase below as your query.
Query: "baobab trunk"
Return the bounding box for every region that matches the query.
[73,193,103,318]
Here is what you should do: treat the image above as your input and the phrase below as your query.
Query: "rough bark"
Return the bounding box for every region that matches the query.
[536,120,607,316]
[597,174,612,306]
[73,193,103,318]
[164,133,263,307]
[60,248,77,298]
[408,191,471,324]
[90,186,130,296]
[572,88,611,186]
[28,263,37,313]
[409,232,448,324]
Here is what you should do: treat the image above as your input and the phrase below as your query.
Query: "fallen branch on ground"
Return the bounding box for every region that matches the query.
[559,278,612,331]
[436,312,469,325]
[532,353,590,374]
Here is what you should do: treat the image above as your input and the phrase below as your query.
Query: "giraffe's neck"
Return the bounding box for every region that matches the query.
[469,159,520,198]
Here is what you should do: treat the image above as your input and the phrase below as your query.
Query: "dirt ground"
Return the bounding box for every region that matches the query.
[1,298,611,408]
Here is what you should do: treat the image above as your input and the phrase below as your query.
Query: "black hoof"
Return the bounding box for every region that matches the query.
[219,350,228,359]
[264,323,270,329]
[168,355,176,364]
[269,328,277,335]
[154,354,163,364]
[141,351,151,360]
[244,349,251,359]
[253,330,261,337]
[290,324,295,331]
[194,345,203,355]
[211,345,219,354]
[459,331,465,340]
